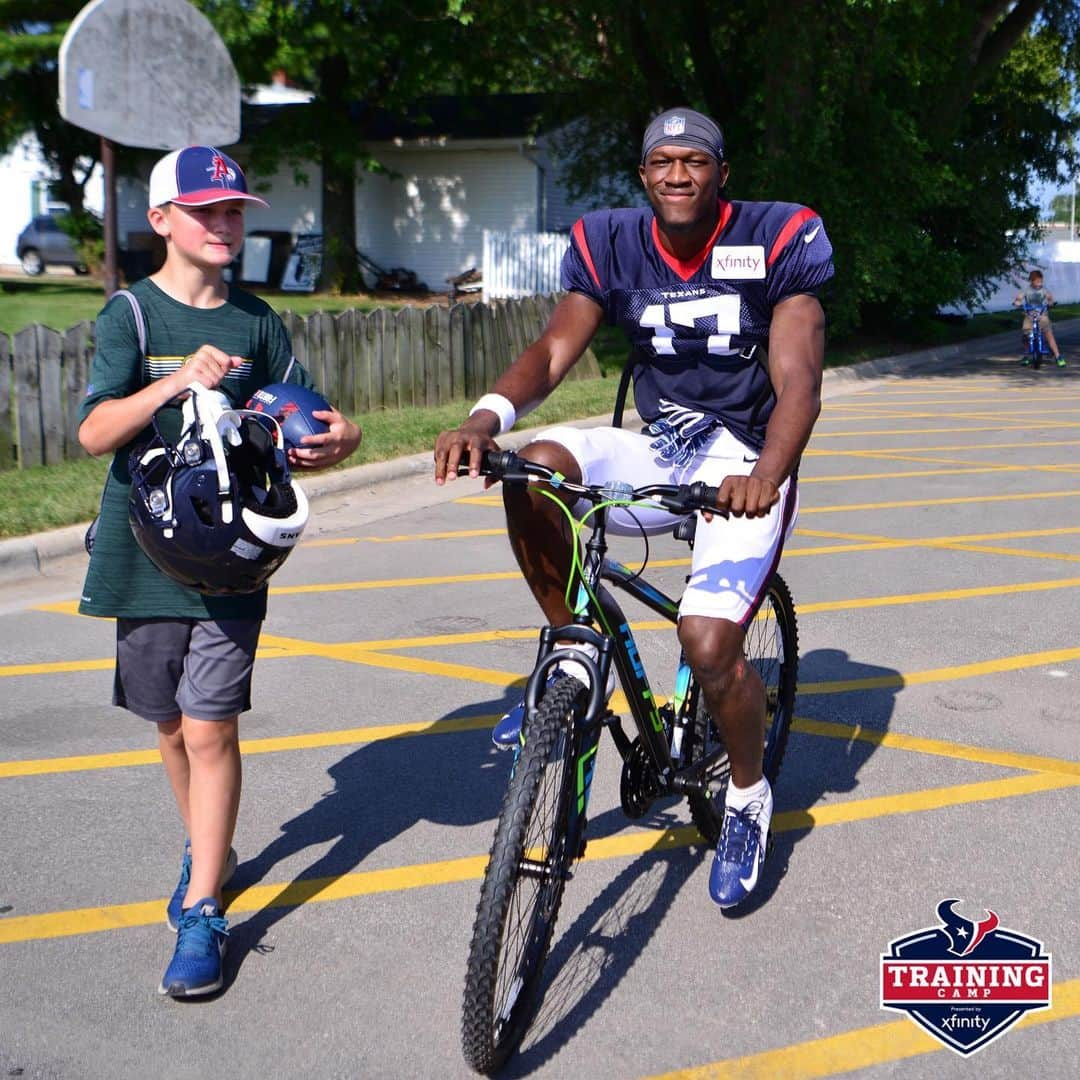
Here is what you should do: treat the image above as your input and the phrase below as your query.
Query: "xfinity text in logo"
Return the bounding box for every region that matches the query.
[710,245,765,280]
[880,900,1051,1055]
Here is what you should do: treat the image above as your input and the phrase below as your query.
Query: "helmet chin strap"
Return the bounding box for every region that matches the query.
[187,382,235,523]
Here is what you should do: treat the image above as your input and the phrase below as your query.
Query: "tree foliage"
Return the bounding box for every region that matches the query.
[0,1,102,213]
[195,0,474,291]
[456,0,1080,334]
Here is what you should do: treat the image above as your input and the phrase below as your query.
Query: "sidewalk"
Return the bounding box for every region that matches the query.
[0,321,1060,586]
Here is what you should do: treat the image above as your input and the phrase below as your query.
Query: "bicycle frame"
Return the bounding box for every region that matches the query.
[1023,303,1049,359]
[517,497,718,836]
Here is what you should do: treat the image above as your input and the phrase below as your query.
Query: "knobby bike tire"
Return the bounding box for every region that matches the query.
[686,572,799,843]
[461,675,588,1075]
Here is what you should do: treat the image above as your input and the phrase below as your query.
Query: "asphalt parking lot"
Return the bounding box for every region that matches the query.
[0,332,1078,1079]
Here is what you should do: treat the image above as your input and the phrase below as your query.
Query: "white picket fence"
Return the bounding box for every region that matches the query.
[482,229,570,301]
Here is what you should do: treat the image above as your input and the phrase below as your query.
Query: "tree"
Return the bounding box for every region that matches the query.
[0,1,102,214]
[456,0,1080,334]
[196,0,475,291]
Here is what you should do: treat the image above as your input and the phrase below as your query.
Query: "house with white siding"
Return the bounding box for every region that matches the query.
[110,94,625,294]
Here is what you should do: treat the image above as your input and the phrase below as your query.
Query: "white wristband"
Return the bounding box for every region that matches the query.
[469,393,516,435]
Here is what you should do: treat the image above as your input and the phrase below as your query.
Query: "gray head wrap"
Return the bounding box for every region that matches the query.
[641,108,725,164]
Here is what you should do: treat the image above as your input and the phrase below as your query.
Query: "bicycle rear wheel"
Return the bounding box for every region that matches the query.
[461,675,588,1075]
[686,573,799,843]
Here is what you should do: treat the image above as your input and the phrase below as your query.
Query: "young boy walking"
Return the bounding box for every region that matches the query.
[78,146,361,997]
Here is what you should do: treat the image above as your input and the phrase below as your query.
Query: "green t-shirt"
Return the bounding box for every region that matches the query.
[78,277,315,619]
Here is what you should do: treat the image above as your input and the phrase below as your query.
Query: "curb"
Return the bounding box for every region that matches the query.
[0,323,1069,586]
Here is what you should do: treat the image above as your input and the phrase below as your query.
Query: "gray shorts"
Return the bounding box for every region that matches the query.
[114,618,262,724]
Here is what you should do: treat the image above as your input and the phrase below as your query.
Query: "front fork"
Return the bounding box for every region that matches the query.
[516,619,613,856]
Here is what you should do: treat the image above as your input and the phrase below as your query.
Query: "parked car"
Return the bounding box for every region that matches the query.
[16,214,91,276]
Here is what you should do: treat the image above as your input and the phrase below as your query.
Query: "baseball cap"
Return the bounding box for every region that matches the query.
[148,146,269,209]
[641,108,725,165]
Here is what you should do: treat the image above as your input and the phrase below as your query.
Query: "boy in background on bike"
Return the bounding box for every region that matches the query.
[1014,269,1065,367]
[434,107,833,909]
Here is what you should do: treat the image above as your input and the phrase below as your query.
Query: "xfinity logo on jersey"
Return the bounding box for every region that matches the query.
[880,899,1051,1056]
[710,245,765,280]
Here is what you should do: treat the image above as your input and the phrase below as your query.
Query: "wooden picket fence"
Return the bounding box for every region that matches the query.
[0,293,598,469]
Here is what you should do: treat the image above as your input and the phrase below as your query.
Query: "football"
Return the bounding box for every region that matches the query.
[246,383,332,450]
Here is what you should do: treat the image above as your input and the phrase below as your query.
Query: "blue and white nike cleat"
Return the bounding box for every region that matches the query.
[709,784,773,909]
[492,672,561,749]
[492,650,616,750]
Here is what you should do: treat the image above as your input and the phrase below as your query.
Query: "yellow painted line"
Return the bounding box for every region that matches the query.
[803,465,1025,483]
[827,393,1080,405]
[1,772,1074,945]
[454,488,1080,514]
[821,408,1080,421]
[797,576,1080,612]
[642,979,1080,1080]
[799,645,1080,694]
[12,584,1080,681]
[269,570,521,594]
[218,515,1080,556]
[303,528,506,547]
[27,534,1080,614]
[802,489,1080,513]
[931,541,1080,563]
[0,643,297,677]
[0,715,500,779]
[806,437,1080,458]
[0,657,114,676]
[796,526,1080,544]
[790,717,1080,778]
[810,423,1080,439]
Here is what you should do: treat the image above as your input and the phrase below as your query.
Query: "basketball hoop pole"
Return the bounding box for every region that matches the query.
[101,136,119,298]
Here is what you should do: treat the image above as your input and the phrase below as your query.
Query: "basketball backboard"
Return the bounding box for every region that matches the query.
[58,0,241,150]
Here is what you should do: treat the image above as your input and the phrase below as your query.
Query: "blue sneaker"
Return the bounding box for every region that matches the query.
[708,787,772,909]
[492,672,561,749]
[167,842,238,931]
[492,654,616,750]
[158,898,229,998]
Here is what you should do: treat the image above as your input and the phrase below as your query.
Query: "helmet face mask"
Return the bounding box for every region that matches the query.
[129,391,309,595]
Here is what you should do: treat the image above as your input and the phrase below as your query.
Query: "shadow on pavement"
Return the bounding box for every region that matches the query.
[223,723,510,985]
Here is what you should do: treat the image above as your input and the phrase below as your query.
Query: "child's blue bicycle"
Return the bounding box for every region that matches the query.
[1021,302,1051,370]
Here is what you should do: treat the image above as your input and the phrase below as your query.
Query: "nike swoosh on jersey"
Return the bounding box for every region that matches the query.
[803,225,821,244]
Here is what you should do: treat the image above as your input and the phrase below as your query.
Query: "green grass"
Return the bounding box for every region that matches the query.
[0,276,427,336]
[2,284,1077,539]
[0,374,627,539]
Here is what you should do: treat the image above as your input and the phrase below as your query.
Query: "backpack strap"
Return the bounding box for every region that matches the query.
[87,289,148,557]
[112,288,148,360]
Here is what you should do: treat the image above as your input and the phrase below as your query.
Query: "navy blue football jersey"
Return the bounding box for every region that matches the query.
[562,199,834,450]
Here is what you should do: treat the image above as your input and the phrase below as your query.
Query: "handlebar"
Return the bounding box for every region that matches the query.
[459,449,726,516]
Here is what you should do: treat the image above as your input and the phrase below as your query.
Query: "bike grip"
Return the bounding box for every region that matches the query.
[688,481,721,510]
[482,449,519,476]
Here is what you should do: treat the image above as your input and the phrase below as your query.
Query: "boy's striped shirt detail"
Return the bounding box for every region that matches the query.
[144,355,255,383]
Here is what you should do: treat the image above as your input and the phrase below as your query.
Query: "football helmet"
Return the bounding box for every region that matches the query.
[128,383,309,595]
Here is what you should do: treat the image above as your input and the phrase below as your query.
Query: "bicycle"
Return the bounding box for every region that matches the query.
[1021,302,1052,370]
[459,449,799,1075]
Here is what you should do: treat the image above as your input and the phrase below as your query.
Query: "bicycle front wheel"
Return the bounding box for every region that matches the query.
[461,675,588,1075]
[686,573,799,843]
